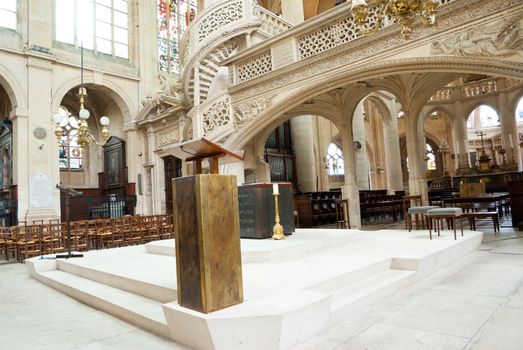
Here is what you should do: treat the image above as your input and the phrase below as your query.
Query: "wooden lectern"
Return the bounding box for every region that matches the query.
[171,138,244,313]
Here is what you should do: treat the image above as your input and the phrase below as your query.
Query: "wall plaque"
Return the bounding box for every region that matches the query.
[29,172,52,208]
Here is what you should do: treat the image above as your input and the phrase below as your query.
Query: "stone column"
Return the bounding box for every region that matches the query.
[11,110,29,222]
[498,92,521,170]
[143,124,156,214]
[452,101,471,172]
[404,112,428,204]
[291,116,317,192]
[353,103,369,190]
[340,123,361,228]
[382,100,403,193]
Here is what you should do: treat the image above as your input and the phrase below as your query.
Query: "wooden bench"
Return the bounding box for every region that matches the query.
[461,211,500,233]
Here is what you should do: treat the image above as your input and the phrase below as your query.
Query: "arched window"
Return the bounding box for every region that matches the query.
[0,0,16,30]
[55,0,129,59]
[157,0,197,74]
[516,98,523,123]
[467,105,500,129]
[426,144,436,170]
[57,107,83,170]
[327,143,344,175]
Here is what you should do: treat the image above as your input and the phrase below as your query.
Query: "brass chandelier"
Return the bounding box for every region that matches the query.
[53,47,110,149]
[351,0,439,39]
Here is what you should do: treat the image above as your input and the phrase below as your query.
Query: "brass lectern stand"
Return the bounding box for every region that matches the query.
[170,138,244,313]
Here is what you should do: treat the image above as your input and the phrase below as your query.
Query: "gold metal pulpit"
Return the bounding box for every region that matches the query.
[170,138,244,313]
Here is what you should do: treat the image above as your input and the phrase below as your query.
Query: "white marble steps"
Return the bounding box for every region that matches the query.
[306,258,417,324]
[36,269,170,339]
[56,259,177,303]
[328,268,416,324]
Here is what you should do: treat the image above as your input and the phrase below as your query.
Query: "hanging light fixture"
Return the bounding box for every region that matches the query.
[53,46,110,149]
[351,0,439,39]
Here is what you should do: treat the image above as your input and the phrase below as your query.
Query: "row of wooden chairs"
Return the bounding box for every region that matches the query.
[0,215,174,262]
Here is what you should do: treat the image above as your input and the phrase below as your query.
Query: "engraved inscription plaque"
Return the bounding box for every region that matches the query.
[29,172,52,208]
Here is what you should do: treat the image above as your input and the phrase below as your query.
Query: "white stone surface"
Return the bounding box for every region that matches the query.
[27,228,483,350]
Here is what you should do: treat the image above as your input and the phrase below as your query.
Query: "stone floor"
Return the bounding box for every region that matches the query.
[1,219,522,350]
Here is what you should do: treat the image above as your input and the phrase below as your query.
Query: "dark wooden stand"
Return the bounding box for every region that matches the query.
[238,182,294,239]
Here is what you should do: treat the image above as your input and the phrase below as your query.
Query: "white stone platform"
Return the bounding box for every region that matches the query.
[26,229,482,350]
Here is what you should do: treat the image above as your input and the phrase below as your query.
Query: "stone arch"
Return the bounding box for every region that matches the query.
[52,77,136,124]
[421,105,455,124]
[463,100,500,123]
[509,90,523,119]
[0,62,26,112]
[364,95,393,123]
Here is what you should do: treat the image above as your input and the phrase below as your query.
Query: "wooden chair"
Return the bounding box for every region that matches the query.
[403,195,440,231]
[4,226,18,260]
[335,199,350,228]
[16,225,42,262]
[160,215,174,239]
[94,219,114,249]
[72,221,89,251]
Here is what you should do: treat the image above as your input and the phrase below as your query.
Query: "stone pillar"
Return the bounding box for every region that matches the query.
[340,123,361,228]
[221,162,245,185]
[498,92,521,170]
[382,100,403,193]
[143,124,156,214]
[291,116,317,192]
[353,103,369,190]
[281,0,304,25]
[452,101,471,172]
[11,110,29,222]
[405,112,428,204]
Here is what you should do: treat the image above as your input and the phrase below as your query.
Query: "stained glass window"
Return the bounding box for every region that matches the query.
[0,0,16,30]
[57,107,83,170]
[327,143,345,175]
[157,0,197,74]
[55,0,128,59]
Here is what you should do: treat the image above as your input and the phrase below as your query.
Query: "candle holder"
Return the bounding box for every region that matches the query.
[271,192,285,240]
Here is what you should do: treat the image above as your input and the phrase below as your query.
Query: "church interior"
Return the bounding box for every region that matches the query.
[1,0,523,349]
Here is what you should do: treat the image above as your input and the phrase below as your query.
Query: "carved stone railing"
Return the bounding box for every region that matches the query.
[255,6,292,37]
[428,77,523,104]
[226,0,460,85]
[179,0,254,69]
[180,0,291,72]
[191,93,234,141]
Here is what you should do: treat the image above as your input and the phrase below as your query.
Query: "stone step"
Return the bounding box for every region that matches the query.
[330,269,416,324]
[56,259,177,303]
[37,269,170,339]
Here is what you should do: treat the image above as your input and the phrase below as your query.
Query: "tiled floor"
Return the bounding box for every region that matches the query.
[1,218,522,350]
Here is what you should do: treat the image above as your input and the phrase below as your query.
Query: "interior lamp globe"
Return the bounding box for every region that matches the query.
[100,116,110,126]
[53,113,63,124]
[79,108,90,120]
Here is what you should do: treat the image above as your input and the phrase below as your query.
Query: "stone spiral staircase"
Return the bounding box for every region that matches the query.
[179,0,291,139]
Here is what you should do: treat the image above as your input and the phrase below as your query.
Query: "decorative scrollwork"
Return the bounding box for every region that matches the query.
[297,7,381,60]
[198,1,243,42]
[237,51,272,83]
[202,97,232,135]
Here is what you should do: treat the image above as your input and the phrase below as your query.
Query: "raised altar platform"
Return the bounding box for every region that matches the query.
[26,229,482,350]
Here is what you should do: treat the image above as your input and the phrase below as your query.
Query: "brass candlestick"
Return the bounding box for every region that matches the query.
[272,193,285,240]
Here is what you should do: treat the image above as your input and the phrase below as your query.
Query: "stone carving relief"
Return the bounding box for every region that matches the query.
[202,97,231,135]
[431,15,523,57]
[141,95,168,116]
[198,0,243,42]
[157,127,180,148]
[237,51,272,83]
[234,96,271,126]
[158,75,185,100]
